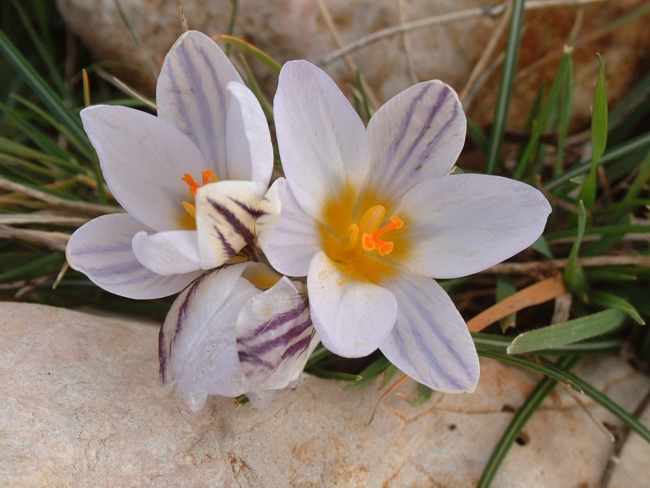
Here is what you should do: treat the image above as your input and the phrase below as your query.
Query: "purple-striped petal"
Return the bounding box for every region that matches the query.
[157,30,243,178]
[80,105,209,232]
[365,81,466,202]
[395,174,551,278]
[380,271,479,393]
[274,60,370,222]
[195,180,268,269]
[159,263,255,411]
[160,262,317,412]
[67,213,201,299]
[257,178,321,277]
[307,251,397,357]
[236,272,317,391]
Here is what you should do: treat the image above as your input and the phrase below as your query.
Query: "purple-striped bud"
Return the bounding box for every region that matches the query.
[159,262,318,412]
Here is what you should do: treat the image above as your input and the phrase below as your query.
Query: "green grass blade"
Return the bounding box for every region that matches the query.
[0,29,89,152]
[239,55,273,118]
[514,47,572,180]
[563,200,587,295]
[555,54,573,176]
[478,350,582,392]
[476,355,580,488]
[225,0,239,56]
[305,345,332,369]
[9,0,68,98]
[578,55,607,210]
[496,275,517,331]
[484,0,526,175]
[213,35,282,74]
[531,235,553,259]
[624,147,650,201]
[406,384,434,407]
[0,102,86,172]
[589,291,645,325]
[545,131,650,191]
[467,118,490,157]
[0,252,64,282]
[507,308,626,354]
[11,94,91,159]
[541,358,650,444]
[344,357,390,390]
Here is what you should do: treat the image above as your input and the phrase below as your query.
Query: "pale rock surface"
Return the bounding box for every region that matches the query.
[1,301,650,487]
[55,0,650,130]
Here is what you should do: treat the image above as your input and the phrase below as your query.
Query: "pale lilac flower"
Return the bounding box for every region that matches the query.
[258,61,551,392]
[159,262,318,412]
[66,31,273,299]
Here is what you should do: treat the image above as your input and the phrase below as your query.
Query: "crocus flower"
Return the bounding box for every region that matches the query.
[258,61,551,392]
[159,262,318,412]
[66,31,273,299]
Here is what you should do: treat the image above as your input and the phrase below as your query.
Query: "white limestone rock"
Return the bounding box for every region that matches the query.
[1,301,649,487]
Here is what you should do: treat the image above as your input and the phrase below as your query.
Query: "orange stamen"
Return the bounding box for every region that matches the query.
[362,216,404,256]
[202,170,218,185]
[182,173,200,195]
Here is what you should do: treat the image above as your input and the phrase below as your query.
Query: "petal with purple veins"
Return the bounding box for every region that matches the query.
[67,213,201,299]
[366,80,466,202]
[157,30,243,177]
[380,270,479,393]
[195,180,267,269]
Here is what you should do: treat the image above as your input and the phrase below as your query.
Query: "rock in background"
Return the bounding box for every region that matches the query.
[55,0,650,131]
[1,301,649,487]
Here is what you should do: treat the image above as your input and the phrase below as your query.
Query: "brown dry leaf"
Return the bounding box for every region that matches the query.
[467,273,567,332]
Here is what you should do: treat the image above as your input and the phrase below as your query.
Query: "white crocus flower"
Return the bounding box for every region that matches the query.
[258,61,551,393]
[159,262,319,412]
[66,31,273,299]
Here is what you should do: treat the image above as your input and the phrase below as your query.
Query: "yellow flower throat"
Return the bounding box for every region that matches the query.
[319,185,408,284]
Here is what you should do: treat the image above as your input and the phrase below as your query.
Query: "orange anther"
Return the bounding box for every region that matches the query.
[202,170,218,185]
[182,173,200,195]
[361,216,403,255]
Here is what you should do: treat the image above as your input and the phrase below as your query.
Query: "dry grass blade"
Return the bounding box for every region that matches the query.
[176,0,189,32]
[314,0,380,110]
[0,177,122,215]
[368,374,410,425]
[467,274,567,332]
[397,0,418,85]
[484,255,650,275]
[459,1,512,106]
[0,214,90,225]
[0,225,69,251]
[321,0,605,65]
[95,69,157,110]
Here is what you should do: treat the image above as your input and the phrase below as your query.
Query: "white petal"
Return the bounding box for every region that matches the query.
[236,273,316,391]
[195,180,267,269]
[366,81,466,202]
[80,105,209,232]
[396,174,551,278]
[380,271,479,392]
[160,264,257,411]
[274,60,370,220]
[66,213,201,299]
[157,30,242,177]
[132,230,201,275]
[257,178,321,277]
[226,82,273,186]
[307,251,397,357]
